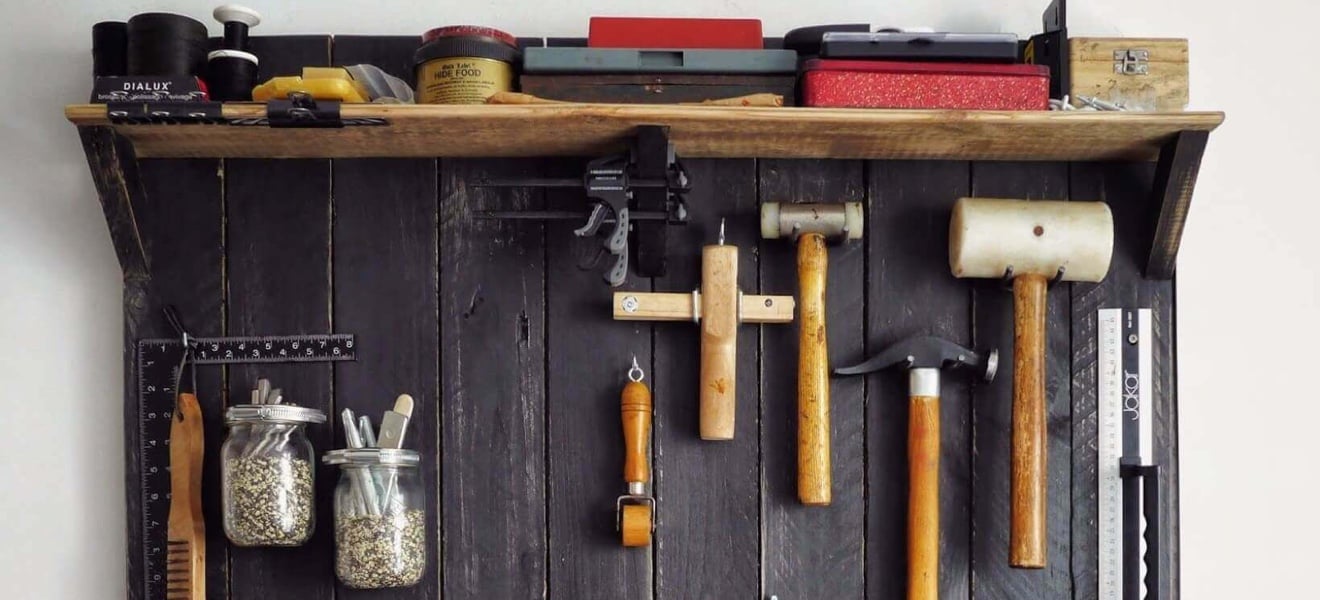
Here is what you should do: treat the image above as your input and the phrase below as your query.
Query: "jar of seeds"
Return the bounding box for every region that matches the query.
[323,448,426,589]
[221,404,326,547]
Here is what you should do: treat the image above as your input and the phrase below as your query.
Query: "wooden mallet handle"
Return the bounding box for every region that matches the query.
[622,381,652,485]
[796,233,832,506]
[699,244,739,440]
[1011,273,1048,568]
[908,390,940,600]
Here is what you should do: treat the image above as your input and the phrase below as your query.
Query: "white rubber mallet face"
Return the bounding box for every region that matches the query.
[949,197,1114,283]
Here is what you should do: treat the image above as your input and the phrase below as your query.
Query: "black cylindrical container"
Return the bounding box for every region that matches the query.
[127,12,208,77]
[207,50,259,101]
[92,21,128,77]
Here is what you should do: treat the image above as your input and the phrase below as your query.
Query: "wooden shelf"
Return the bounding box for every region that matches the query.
[65,103,1223,161]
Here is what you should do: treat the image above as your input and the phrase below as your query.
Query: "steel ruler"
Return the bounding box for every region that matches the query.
[136,334,355,600]
[1097,309,1158,600]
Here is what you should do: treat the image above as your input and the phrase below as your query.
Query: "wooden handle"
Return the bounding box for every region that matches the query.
[1011,273,1048,568]
[622,381,652,484]
[700,244,739,440]
[796,233,832,506]
[908,394,940,600]
[167,392,205,600]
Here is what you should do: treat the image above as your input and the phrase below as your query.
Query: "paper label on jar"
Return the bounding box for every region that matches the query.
[417,57,513,104]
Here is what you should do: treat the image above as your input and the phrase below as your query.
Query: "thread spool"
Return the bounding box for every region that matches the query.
[207,5,261,101]
[127,13,208,77]
[92,21,128,77]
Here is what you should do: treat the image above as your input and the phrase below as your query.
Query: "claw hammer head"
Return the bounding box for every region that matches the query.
[834,335,998,383]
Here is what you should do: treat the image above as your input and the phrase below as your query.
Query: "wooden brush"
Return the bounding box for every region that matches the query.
[166,391,205,599]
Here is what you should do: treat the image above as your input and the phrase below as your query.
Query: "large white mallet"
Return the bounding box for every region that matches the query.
[949,197,1113,569]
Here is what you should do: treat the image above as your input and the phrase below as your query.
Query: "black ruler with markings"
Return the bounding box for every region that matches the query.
[136,334,355,600]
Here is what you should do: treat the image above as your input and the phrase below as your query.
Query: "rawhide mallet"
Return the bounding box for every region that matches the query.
[949,197,1113,568]
[761,201,864,506]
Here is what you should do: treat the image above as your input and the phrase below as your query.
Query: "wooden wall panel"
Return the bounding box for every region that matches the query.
[545,165,652,598]
[758,159,866,599]
[652,159,761,600]
[224,35,335,600]
[863,160,974,600]
[439,159,548,599]
[968,162,1074,599]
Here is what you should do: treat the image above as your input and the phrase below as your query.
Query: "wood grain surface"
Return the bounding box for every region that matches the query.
[65,102,1222,161]
[1011,272,1050,568]
[908,394,941,600]
[94,33,1186,600]
[699,243,740,440]
[795,232,833,505]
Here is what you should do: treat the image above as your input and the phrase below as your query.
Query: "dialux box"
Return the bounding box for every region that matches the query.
[800,59,1049,110]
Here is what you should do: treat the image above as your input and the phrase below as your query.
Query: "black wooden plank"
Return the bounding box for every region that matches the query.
[863,160,973,600]
[758,159,866,599]
[132,157,227,598]
[79,127,148,280]
[1069,162,1178,600]
[225,156,335,597]
[438,159,548,599]
[545,160,652,599]
[652,159,760,599]
[332,157,440,598]
[969,162,1073,599]
[1145,130,1209,280]
[224,34,334,600]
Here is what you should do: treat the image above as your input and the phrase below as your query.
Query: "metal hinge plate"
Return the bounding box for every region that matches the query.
[1113,49,1149,75]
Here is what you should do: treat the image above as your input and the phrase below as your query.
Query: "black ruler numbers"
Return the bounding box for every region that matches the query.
[136,334,355,600]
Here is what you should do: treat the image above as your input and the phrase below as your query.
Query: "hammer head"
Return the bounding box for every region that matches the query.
[833,335,998,382]
[761,202,864,242]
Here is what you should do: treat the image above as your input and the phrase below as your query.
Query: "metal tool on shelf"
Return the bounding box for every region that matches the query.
[476,125,690,286]
[617,357,654,547]
[834,336,997,600]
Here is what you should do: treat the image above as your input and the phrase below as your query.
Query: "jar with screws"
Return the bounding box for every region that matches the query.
[323,448,425,589]
[221,404,326,546]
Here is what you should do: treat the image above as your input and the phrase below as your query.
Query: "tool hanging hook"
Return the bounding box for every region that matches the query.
[628,356,645,383]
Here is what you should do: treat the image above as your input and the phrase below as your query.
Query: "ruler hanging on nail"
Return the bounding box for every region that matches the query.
[1098,309,1161,600]
[137,334,355,600]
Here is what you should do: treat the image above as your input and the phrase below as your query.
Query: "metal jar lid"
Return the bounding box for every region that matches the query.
[225,404,327,425]
[322,448,420,467]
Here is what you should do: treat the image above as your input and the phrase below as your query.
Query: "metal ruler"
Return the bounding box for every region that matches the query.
[137,334,355,600]
[1098,309,1158,600]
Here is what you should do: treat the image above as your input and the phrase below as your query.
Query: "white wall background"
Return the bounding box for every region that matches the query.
[0,0,1315,597]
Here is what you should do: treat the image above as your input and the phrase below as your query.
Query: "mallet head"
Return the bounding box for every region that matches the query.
[833,335,998,382]
[761,202,864,242]
[949,197,1113,283]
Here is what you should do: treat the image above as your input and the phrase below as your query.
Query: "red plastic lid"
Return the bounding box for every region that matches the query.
[421,25,517,48]
[804,59,1048,77]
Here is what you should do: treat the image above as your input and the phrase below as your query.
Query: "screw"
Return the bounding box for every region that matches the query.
[1127,333,1138,344]
[764,298,773,307]
[622,295,640,313]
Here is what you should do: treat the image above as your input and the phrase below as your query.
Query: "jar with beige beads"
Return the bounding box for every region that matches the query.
[323,448,426,589]
[221,404,326,546]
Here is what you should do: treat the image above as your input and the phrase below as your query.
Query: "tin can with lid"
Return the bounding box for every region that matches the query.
[221,403,327,547]
[414,27,519,104]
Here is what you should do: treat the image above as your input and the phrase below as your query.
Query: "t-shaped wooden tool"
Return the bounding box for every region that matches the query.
[613,220,795,440]
[949,197,1113,568]
[761,201,864,506]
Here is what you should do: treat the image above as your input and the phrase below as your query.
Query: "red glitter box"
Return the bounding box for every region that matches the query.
[801,59,1050,110]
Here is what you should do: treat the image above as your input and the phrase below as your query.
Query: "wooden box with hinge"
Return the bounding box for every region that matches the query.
[1070,37,1189,111]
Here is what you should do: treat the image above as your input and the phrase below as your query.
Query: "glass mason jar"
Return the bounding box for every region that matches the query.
[221,404,327,547]
[323,448,425,589]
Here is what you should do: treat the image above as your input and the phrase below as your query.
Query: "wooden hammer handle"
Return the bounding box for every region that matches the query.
[796,233,832,506]
[622,381,652,484]
[1011,273,1048,568]
[909,394,940,600]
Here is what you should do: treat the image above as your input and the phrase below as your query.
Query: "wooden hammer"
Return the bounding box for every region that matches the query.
[761,202,864,506]
[949,197,1113,568]
[614,221,795,440]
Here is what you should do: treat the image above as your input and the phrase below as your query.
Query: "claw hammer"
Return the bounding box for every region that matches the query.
[835,336,997,600]
[761,202,863,505]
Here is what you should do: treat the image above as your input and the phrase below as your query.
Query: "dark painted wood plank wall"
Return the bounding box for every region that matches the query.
[111,34,1179,600]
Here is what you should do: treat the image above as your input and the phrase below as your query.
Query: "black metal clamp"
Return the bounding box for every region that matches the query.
[266,92,343,128]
